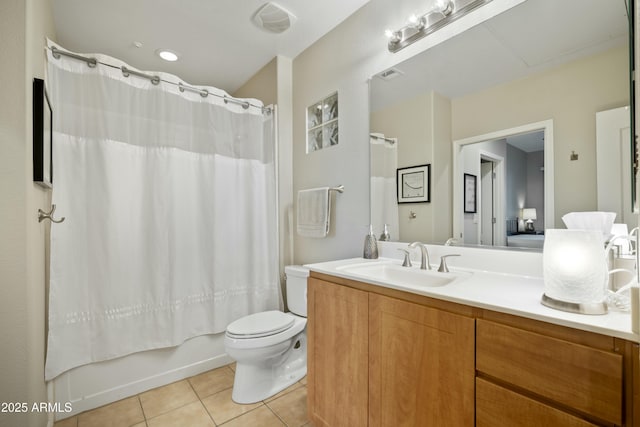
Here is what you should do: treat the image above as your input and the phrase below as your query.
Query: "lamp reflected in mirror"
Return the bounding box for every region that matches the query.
[522,208,537,232]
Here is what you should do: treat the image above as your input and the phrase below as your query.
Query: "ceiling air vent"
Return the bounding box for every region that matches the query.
[376,67,404,81]
[253,2,297,34]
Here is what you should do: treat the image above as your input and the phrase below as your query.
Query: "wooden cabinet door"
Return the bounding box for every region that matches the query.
[307,278,369,427]
[369,294,475,427]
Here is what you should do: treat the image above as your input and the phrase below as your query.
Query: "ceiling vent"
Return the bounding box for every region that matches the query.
[252,2,297,34]
[376,67,404,81]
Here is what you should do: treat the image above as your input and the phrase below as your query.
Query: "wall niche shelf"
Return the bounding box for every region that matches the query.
[306,92,338,153]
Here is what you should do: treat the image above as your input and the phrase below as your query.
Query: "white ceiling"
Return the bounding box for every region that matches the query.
[371,0,629,112]
[51,0,370,93]
[506,130,544,153]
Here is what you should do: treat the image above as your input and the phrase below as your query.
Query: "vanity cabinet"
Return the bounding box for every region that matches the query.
[307,277,369,427]
[308,271,640,426]
[308,275,475,427]
[476,318,625,426]
[369,293,475,426]
[476,378,600,427]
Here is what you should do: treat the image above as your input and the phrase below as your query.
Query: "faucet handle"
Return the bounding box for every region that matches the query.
[444,238,459,246]
[397,249,412,267]
[438,254,460,273]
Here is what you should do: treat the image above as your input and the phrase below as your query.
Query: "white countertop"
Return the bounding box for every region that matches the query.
[306,256,639,343]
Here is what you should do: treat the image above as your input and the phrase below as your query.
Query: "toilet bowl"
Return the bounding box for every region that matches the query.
[224,265,309,404]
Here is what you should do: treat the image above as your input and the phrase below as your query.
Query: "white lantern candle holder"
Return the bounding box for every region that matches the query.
[541,229,608,315]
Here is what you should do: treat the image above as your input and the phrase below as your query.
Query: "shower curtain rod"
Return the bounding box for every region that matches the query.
[370,134,396,144]
[49,46,272,115]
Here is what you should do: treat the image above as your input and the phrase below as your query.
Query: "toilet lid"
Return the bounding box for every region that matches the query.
[226,310,295,339]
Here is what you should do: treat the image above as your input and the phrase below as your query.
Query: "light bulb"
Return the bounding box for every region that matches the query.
[409,14,427,30]
[384,29,402,44]
[156,49,179,62]
[436,0,454,16]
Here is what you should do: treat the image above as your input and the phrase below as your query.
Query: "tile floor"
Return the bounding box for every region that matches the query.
[53,363,312,427]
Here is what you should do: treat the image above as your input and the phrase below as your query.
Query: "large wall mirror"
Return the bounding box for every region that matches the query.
[370,0,633,250]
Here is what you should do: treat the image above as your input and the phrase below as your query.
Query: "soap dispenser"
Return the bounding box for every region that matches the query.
[363,224,379,259]
[379,224,391,241]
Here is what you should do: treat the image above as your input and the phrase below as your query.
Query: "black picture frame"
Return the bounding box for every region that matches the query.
[33,78,53,188]
[396,164,431,203]
[464,173,477,213]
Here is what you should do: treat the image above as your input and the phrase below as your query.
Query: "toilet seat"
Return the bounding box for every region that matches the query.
[226,310,295,339]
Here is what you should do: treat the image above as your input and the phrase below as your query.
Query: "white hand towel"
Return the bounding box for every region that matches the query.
[297,187,331,238]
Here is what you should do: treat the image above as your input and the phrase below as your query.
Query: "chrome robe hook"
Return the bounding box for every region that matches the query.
[38,204,65,223]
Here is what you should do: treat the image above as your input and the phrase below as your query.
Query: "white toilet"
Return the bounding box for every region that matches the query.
[224,265,309,404]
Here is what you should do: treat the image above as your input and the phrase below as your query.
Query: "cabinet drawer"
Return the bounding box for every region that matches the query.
[477,378,599,427]
[476,319,623,425]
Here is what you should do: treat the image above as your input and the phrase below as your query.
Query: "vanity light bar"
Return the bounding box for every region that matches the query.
[386,0,493,53]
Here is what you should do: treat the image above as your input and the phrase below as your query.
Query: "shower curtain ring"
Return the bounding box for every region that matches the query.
[38,204,66,224]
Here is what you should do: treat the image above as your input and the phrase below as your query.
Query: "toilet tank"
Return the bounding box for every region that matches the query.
[285,265,309,317]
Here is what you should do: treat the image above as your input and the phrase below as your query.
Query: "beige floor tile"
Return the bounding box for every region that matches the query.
[201,387,263,424]
[265,381,303,403]
[228,362,236,372]
[67,361,309,427]
[54,416,78,427]
[299,375,307,386]
[77,396,145,427]
[189,366,235,399]
[146,401,214,427]
[139,379,198,419]
[267,387,310,427]
[220,405,285,427]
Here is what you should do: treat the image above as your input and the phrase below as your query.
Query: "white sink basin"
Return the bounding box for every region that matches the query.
[336,261,470,288]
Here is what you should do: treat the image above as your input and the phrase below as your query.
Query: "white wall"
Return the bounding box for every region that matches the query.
[0,0,55,426]
[292,0,524,264]
[370,90,451,243]
[452,45,629,226]
[233,58,277,105]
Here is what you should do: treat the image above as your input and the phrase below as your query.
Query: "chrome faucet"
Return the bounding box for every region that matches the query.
[409,242,431,270]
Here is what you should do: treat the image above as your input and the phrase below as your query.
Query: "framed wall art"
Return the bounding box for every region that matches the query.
[464,173,477,213]
[33,78,53,188]
[397,164,430,203]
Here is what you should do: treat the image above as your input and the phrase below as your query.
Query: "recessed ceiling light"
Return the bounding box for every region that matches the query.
[156,49,179,62]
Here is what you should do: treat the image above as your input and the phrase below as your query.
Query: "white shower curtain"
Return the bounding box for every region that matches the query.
[370,134,399,240]
[44,41,280,380]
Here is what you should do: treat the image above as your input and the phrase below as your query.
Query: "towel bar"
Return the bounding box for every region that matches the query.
[329,185,344,193]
